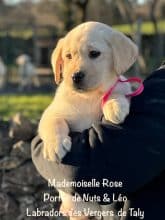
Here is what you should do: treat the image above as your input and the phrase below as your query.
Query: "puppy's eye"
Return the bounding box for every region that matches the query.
[66,53,72,59]
[89,50,101,59]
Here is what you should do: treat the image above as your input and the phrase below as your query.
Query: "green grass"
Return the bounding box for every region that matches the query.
[0,94,53,121]
[112,20,165,35]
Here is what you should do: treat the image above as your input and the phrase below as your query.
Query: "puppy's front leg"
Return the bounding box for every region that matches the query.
[103,94,130,124]
[39,116,71,161]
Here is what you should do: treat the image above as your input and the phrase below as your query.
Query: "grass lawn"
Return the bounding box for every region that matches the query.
[113,20,165,35]
[0,93,53,121]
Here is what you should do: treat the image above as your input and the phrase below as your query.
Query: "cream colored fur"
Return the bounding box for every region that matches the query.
[38,21,138,219]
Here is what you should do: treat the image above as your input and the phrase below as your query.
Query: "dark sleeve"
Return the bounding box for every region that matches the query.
[31,67,165,199]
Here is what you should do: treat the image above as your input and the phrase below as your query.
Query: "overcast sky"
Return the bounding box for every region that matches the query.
[4,0,40,5]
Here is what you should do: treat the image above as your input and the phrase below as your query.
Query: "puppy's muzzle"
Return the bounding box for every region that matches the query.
[72,71,85,89]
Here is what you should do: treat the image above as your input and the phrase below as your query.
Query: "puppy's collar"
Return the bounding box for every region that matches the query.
[101,76,144,108]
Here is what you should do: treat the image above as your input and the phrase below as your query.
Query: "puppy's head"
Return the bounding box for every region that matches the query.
[51,22,138,92]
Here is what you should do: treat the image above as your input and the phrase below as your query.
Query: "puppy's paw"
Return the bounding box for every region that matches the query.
[103,97,130,124]
[43,135,72,161]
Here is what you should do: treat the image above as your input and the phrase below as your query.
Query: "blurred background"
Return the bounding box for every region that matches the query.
[0,1,164,220]
[0,0,165,121]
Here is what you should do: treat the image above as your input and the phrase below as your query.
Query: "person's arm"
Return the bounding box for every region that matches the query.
[31,67,165,199]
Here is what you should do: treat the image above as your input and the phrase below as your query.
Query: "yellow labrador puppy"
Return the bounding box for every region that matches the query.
[38,22,138,219]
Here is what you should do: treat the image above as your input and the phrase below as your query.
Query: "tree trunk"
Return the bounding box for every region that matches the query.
[74,0,89,22]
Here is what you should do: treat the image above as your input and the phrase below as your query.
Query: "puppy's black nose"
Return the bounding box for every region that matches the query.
[72,71,85,84]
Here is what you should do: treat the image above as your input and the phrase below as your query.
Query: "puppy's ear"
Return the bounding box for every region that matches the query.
[109,30,138,75]
[51,38,64,84]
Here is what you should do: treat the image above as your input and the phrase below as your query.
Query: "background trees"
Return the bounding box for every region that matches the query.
[0,0,164,73]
